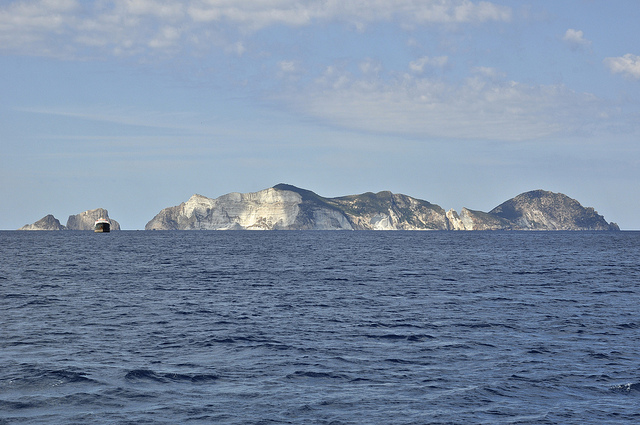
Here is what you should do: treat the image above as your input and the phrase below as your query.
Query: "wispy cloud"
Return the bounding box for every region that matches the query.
[185,0,512,28]
[277,66,609,141]
[0,0,511,58]
[562,28,591,51]
[604,54,640,79]
[409,56,448,74]
[14,105,202,133]
[2,1,628,144]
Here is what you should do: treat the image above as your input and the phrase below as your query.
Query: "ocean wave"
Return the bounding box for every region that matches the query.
[610,382,640,393]
[286,371,347,380]
[0,399,44,410]
[6,368,97,389]
[363,333,435,341]
[124,369,219,384]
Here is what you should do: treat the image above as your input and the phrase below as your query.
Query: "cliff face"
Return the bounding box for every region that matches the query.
[146,189,312,230]
[146,185,619,231]
[145,187,354,230]
[146,185,449,231]
[66,208,121,230]
[489,190,619,231]
[18,214,66,231]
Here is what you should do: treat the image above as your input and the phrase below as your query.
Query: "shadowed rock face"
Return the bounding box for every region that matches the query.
[145,185,619,231]
[66,208,121,231]
[19,214,65,231]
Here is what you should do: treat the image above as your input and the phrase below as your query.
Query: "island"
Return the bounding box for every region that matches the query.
[144,184,619,231]
[18,186,619,231]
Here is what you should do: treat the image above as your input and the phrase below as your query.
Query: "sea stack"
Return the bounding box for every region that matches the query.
[66,208,121,231]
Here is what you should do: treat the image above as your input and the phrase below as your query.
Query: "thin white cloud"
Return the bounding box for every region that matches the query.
[225,41,246,56]
[120,0,185,19]
[187,0,511,28]
[471,66,505,79]
[15,105,201,133]
[604,54,640,79]
[278,60,295,72]
[148,26,181,49]
[277,67,607,141]
[278,60,300,76]
[562,28,591,51]
[359,58,383,76]
[0,0,78,56]
[409,56,448,73]
[0,0,511,58]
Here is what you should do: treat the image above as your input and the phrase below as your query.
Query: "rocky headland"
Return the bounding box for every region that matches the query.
[19,208,120,231]
[145,184,619,231]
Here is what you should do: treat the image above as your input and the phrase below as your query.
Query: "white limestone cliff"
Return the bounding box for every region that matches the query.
[146,188,339,230]
[446,209,466,230]
[145,187,447,231]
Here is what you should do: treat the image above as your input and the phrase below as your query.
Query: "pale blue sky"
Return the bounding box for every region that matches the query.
[1,0,639,229]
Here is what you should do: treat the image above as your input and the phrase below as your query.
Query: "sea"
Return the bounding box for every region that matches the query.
[1,230,639,424]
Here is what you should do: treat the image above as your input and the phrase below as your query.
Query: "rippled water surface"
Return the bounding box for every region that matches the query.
[1,231,640,424]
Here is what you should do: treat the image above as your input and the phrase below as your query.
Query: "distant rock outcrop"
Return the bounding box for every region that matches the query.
[18,208,121,231]
[18,214,66,231]
[66,208,120,231]
[489,190,619,231]
[146,184,619,231]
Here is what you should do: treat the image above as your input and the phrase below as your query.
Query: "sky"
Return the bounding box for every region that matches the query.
[1,0,639,230]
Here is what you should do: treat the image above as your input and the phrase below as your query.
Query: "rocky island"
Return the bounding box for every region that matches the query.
[17,186,619,231]
[19,208,120,231]
[145,184,619,231]
[18,214,66,231]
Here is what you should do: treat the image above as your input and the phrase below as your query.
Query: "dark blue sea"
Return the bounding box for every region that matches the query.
[1,231,640,424]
